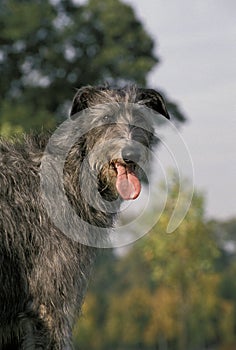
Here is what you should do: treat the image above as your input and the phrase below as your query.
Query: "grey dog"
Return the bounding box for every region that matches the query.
[0,86,169,349]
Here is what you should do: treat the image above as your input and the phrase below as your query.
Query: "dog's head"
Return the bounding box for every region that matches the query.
[70,86,170,201]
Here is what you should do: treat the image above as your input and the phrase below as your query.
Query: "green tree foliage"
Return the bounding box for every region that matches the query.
[74,182,236,350]
[0,0,186,135]
[137,191,220,349]
[0,0,185,135]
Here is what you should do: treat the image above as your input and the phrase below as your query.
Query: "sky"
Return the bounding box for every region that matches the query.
[125,0,236,220]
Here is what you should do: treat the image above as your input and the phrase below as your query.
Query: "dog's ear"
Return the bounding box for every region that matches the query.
[137,88,170,119]
[70,86,97,117]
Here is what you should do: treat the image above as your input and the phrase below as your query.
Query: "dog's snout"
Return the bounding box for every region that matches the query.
[122,146,141,164]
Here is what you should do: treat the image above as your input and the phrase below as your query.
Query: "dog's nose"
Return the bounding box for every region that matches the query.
[122,146,141,164]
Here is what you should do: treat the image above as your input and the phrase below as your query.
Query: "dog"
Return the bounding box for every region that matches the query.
[0,85,169,349]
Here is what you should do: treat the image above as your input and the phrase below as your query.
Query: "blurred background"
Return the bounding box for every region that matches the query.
[0,0,235,349]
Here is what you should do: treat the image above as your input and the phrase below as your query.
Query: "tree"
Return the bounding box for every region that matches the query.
[0,0,185,134]
[136,185,220,349]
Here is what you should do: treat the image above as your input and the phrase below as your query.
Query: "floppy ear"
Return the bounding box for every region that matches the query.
[70,86,97,117]
[137,88,170,119]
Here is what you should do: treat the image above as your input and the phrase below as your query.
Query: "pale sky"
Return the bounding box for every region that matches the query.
[125,0,236,220]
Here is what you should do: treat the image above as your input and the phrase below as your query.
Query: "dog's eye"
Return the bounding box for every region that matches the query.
[102,115,114,123]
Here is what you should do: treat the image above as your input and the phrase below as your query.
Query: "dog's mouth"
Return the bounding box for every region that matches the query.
[112,161,141,200]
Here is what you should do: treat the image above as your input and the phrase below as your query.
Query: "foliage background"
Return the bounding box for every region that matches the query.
[0,0,185,136]
[74,183,236,350]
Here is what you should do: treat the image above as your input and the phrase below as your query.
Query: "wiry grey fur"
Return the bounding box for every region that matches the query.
[0,85,169,349]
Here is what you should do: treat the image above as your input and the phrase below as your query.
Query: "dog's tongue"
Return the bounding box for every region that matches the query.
[115,164,141,200]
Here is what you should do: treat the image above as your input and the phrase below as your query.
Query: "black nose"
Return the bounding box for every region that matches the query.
[122,146,141,164]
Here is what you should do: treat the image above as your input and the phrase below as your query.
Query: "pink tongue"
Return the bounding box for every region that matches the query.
[115,164,141,200]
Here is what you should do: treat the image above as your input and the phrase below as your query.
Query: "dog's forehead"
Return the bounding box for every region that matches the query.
[93,88,155,121]
[90,101,152,124]
[91,88,136,104]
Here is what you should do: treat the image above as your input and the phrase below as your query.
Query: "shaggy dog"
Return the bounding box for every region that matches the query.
[0,86,169,349]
